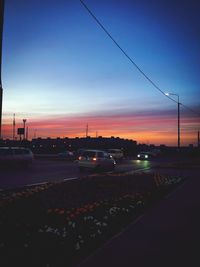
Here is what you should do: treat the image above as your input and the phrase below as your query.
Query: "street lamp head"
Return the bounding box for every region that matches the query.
[165,92,179,97]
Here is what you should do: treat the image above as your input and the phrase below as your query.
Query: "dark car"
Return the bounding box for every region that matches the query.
[137,151,155,160]
[0,147,34,167]
[58,151,75,160]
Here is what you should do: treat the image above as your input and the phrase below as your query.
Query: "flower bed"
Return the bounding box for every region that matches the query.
[0,172,184,267]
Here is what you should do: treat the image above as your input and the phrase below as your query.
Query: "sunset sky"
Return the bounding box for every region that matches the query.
[1,0,200,146]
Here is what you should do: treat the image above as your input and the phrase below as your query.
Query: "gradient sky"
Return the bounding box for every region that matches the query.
[1,0,200,146]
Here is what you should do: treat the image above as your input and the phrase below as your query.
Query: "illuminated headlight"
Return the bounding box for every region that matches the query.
[137,154,140,158]
[145,155,148,158]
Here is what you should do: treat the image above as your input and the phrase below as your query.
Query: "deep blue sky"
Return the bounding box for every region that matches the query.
[2,0,200,145]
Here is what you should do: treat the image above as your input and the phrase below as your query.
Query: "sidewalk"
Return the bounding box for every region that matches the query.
[77,170,200,267]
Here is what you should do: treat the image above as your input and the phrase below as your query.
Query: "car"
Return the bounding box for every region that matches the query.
[77,149,116,172]
[137,151,155,160]
[0,147,34,167]
[75,148,87,160]
[58,151,75,160]
[107,149,124,161]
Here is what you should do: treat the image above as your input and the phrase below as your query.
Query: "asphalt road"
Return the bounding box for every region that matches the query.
[0,157,160,190]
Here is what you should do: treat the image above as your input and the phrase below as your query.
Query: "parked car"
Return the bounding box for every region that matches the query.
[107,149,124,161]
[77,149,116,172]
[137,151,155,160]
[0,147,34,167]
[58,151,75,160]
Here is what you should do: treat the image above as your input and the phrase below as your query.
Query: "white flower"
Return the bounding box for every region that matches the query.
[75,242,80,250]
[62,233,67,238]
[97,229,102,235]
[46,227,54,233]
[90,233,96,238]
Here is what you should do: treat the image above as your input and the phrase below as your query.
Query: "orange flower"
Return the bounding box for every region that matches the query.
[59,209,65,215]
[70,214,75,219]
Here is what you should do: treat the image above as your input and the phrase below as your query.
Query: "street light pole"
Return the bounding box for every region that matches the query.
[23,119,26,140]
[177,95,180,149]
[0,0,5,139]
[165,92,180,150]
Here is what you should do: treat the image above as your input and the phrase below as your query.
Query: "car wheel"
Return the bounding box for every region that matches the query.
[79,166,85,172]
[110,163,115,171]
[95,165,101,172]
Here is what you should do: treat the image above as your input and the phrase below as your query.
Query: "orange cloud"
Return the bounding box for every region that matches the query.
[2,109,199,146]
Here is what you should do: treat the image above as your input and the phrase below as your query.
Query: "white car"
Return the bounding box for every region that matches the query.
[107,149,124,161]
[78,149,116,172]
[0,147,34,166]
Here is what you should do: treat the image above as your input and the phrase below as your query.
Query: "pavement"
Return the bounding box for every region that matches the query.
[76,168,200,267]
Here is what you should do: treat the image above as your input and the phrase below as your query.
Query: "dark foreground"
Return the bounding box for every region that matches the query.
[77,169,200,267]
[0,171,185,267]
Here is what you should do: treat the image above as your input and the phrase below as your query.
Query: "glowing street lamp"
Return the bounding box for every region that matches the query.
[165,92,180,149]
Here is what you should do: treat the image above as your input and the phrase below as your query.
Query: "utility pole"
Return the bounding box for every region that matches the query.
[198,131,200,148]
[0,0,5,139]
[34,129,37,139]
[26,126,28,140]
[86,123,88,137]
[177,97,180,149]
[165,92,180,150]
[23,119,26,140]
[13,113,15,140]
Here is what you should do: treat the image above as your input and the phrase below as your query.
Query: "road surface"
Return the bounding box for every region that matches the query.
[0,157,160,190]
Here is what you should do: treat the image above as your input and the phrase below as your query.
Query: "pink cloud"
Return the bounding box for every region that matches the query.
[2,109,199,146]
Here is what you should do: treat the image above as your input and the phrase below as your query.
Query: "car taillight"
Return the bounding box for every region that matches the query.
[92,157,97,161]
[78,156,82,160]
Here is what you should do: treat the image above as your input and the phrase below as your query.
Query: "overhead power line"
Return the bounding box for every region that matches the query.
[80,0,200,117]
[181,103,200,118]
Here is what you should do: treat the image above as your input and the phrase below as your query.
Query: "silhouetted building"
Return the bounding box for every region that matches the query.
[29,136,137,156]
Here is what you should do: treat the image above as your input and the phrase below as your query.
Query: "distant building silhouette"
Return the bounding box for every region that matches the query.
[30,136,137,156]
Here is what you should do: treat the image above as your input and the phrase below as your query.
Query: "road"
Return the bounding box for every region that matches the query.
[0,157,161,190]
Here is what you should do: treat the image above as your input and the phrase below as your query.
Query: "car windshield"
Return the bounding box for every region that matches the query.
[82,151,96,158]
[108,149,120,153]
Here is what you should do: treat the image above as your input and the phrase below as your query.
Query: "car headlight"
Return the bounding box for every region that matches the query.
[145,155,148,158]
[137,154,140,158]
